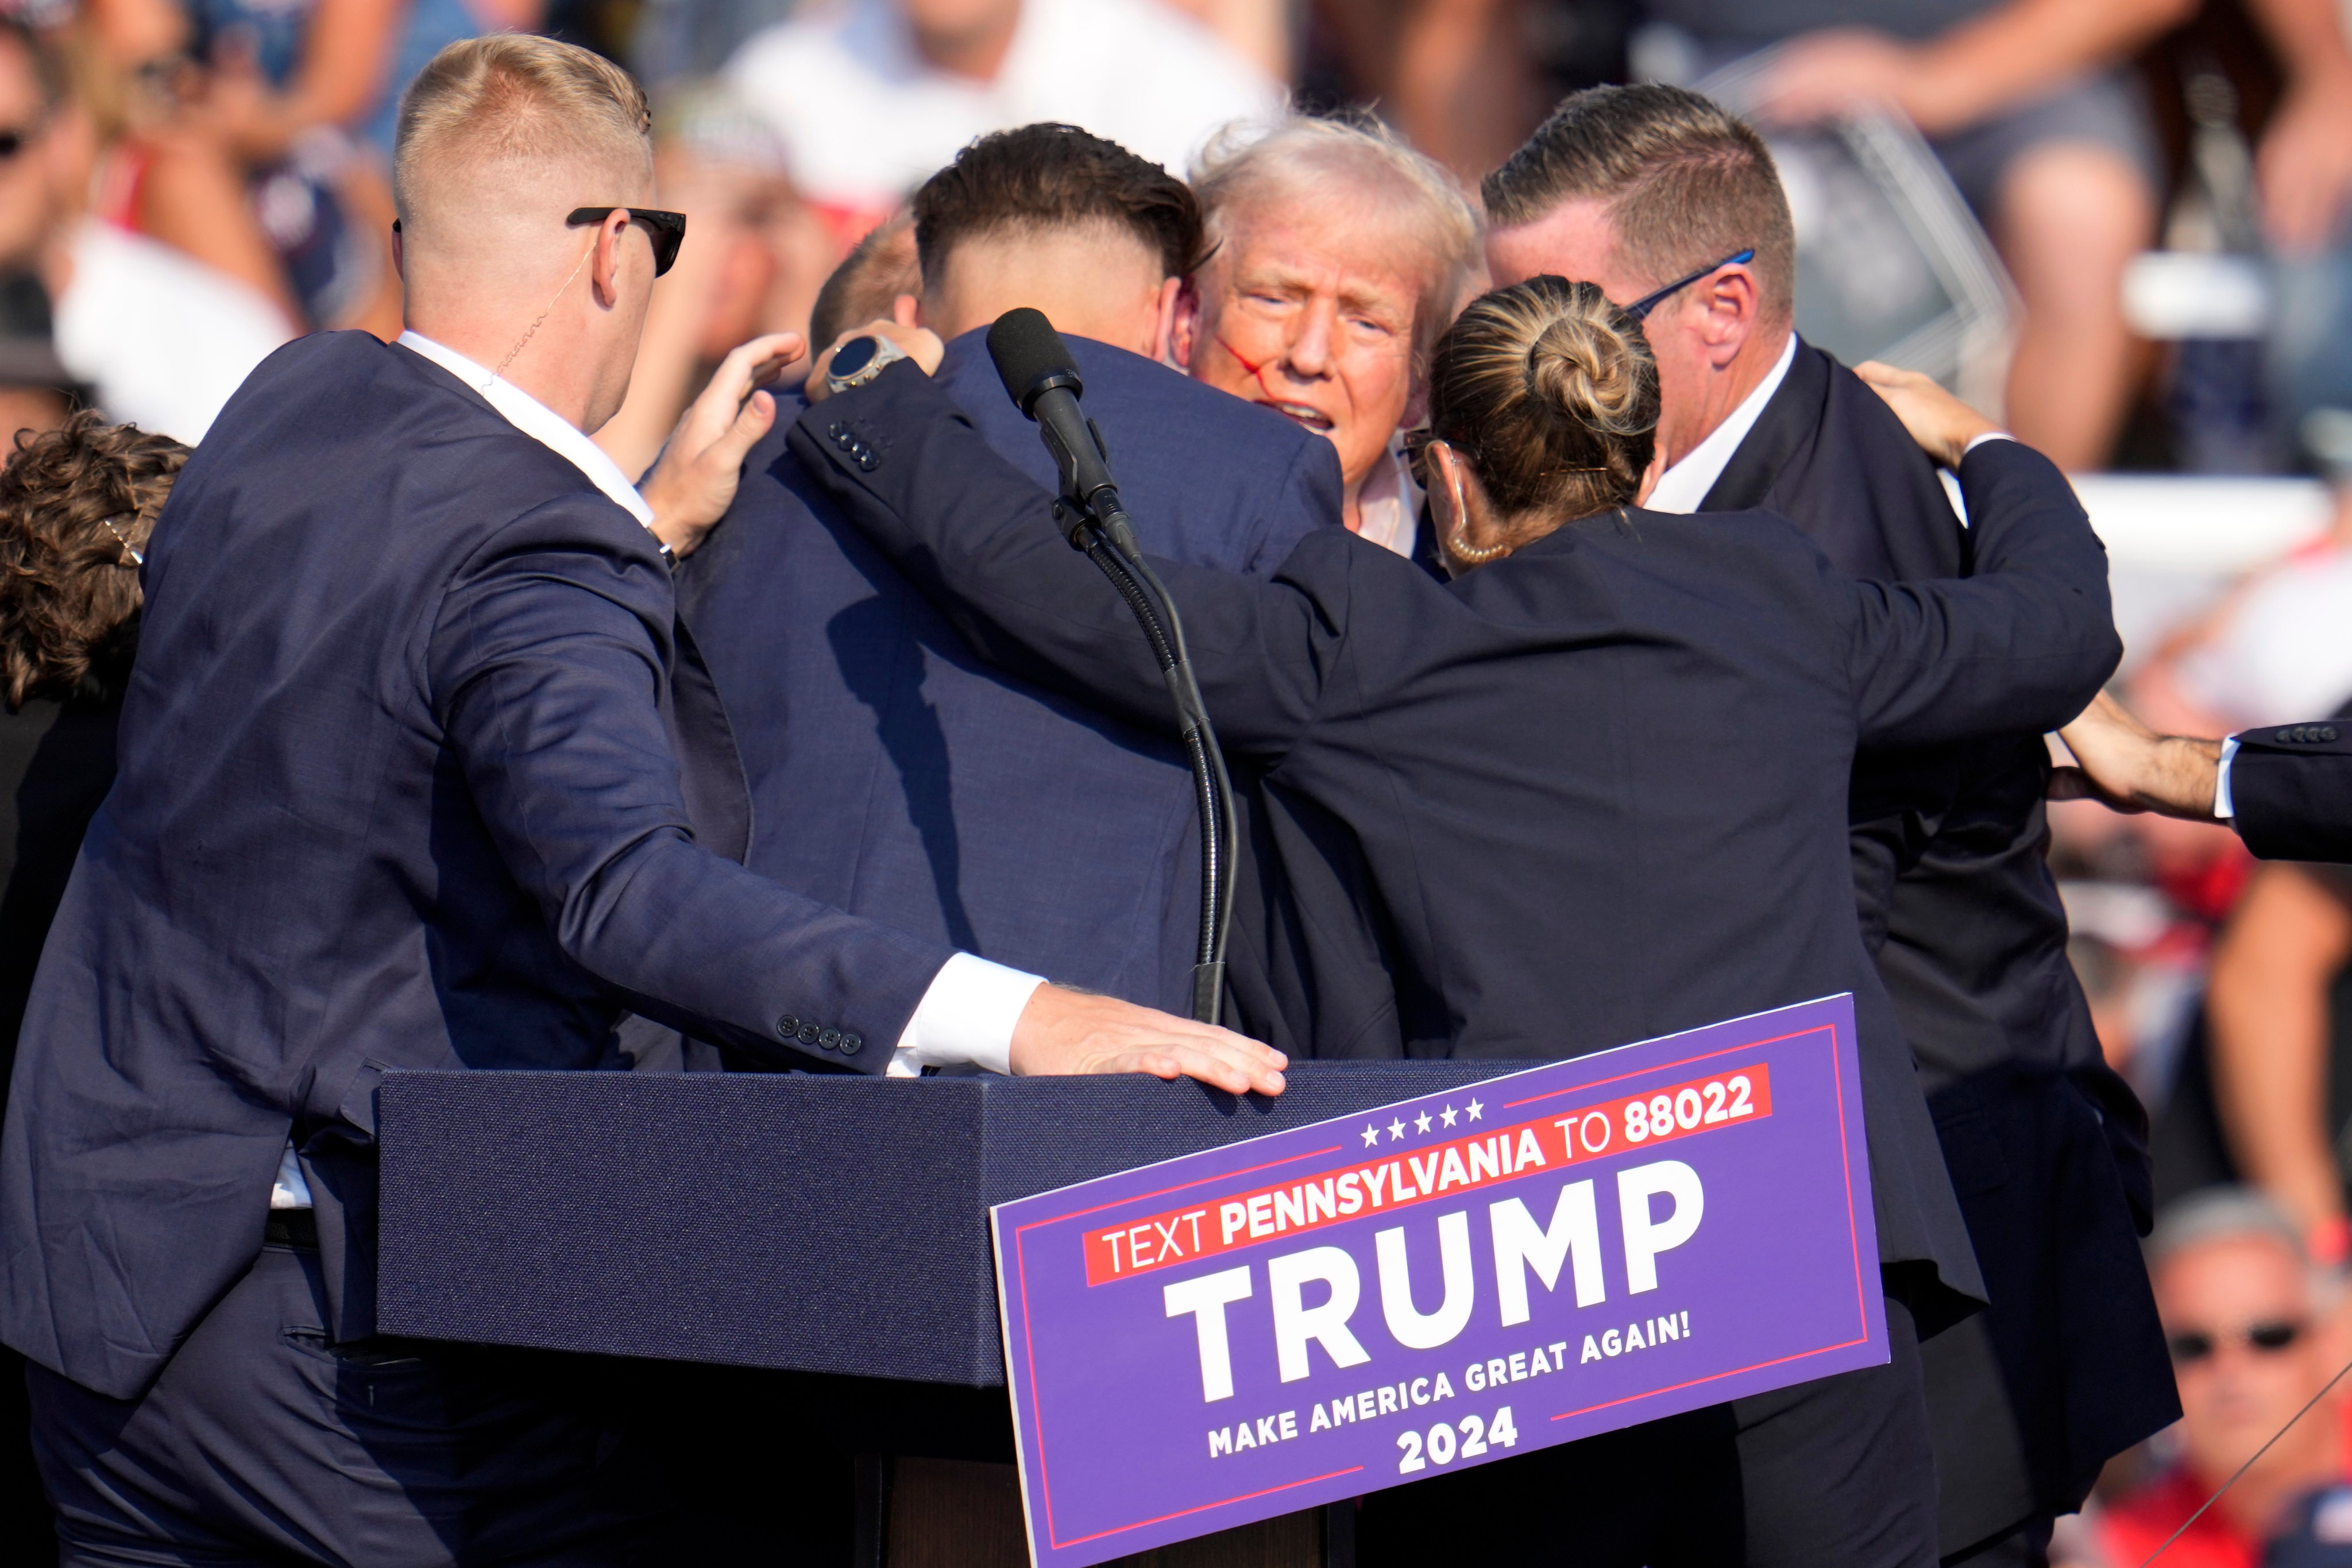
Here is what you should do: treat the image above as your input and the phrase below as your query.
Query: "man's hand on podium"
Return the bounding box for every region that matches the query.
[1010,985,1288,1098]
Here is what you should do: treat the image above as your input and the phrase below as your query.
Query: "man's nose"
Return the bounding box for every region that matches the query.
[1281,298,1339,379]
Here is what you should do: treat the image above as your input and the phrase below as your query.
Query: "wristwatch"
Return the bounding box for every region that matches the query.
[825,333,908,395]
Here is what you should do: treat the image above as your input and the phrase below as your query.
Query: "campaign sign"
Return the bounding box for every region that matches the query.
[990,995,1883,1566]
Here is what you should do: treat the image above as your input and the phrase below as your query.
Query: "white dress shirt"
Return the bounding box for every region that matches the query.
[2215,736,2241,820]
[1354,442,1422,559]
[1640,333,1798,516]
[271,334,1042,1211]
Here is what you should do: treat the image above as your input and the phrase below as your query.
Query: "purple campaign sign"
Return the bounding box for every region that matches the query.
[989,995,1883,1566]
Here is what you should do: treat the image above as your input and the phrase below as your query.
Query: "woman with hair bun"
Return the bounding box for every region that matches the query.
[801,279,2120,1565]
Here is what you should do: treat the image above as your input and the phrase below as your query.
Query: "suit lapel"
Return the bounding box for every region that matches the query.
[1698,339,1830,515]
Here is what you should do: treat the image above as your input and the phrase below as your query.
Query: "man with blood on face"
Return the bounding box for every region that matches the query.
[1174,115,1480,564]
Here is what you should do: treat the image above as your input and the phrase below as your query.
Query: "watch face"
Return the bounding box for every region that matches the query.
[832,335,879,381]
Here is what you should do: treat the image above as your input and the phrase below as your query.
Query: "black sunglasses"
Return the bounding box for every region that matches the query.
[568,206,686,276]
[1625,248,1756,321]
[2168,1319,2307,1364]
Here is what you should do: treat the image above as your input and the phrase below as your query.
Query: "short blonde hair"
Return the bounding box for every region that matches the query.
[393,35,652,231]
[1192,113,1481,359]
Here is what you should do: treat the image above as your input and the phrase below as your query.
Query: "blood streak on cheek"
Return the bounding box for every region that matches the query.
[1215,334,1277,390]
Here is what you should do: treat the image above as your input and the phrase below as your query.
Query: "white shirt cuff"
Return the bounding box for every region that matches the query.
[1962,431,2014,455]
[2215,735,2240,820]
[886,952,1044,1077]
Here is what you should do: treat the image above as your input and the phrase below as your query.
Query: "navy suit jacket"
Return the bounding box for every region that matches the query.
[0,333,955,1399]
[797,362,2126,1327]
[677,331,1336,1015]
[2230,720,2352,860]
[1702,340,2176,1528]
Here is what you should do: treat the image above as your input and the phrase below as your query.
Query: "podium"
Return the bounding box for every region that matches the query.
[375,1062,1523,1565]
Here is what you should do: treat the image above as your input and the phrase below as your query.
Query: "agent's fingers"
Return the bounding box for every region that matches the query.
[704,388,776,472]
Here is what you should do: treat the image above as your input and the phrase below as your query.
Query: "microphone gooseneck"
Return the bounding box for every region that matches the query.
[988,308,1238,1028]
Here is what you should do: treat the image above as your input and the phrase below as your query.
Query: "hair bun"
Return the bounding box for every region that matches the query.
[1523,312,1647,437]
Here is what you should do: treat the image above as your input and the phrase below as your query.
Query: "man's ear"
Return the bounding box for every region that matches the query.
[1148,275,1183,364]
[1170,278,1203,371]
[590,208,631,310]
[1696,265,1759,367]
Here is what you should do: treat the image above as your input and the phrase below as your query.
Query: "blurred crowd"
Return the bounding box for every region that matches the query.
[1,0,2351,1559]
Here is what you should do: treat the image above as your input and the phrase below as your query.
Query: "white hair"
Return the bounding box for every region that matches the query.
[2148,1186,2312,1273]
[1190,112,1481,354]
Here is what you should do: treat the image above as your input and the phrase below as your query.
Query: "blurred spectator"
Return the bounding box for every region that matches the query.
[1175,114,1478,558]
[2094,1189,2350,1568]
[1648,0,2189,472]
[2250,0,2352,485]
[0,18,289,443]
[723,0,1280,245]
[2202,835,2352,1264]
[1306,0,1552,180]
[595,82,835,477]
[0,333,80,447]
[0,408,188,1562]
[1165,0,1289,82]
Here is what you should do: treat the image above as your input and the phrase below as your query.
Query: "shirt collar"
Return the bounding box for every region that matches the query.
[1354,441,1422,558]
[395,330,655,528]
[1642,332,1798,516]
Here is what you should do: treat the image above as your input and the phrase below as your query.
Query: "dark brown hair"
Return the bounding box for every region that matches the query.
[809,208,918,349]
[1483,84,1795,330]
[1427,277,1657,542]
[0,412,189,709]
[912,123,1203,284]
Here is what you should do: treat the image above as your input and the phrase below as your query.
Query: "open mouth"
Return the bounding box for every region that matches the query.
[1266,400,1335,435]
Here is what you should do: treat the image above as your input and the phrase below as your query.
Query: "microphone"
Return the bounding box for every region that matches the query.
[987,308,1125,544]
[983,307,1237,1027]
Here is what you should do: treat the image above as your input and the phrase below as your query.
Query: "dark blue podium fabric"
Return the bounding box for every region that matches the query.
[376,1063,1523,1385]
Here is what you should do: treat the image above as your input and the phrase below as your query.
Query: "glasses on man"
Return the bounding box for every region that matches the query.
[2166,1319,2307,1364]
[567,207,686,276]
[1624,248,1756,321]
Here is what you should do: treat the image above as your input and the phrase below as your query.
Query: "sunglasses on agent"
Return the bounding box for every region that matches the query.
[2166,1319,2308,1365]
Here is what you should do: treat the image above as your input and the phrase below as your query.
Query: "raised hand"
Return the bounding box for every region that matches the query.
[639,331,804,559]
[1853,361,2003,470]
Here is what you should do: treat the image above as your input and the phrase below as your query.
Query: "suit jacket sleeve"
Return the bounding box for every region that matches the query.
[427,492,953,1069]
[792,362,1342,764]
[2230,726,2352,862]
[1845,440,2121,749]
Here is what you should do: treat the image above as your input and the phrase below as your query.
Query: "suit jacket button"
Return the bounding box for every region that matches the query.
[839,1032,863,1057]
[2322,727,2340,742]
[775,1014,801,1039]
[829,422,852,449]
[818,1027,841,1049]
[856,453,880,472]
[797,1022,820,1045]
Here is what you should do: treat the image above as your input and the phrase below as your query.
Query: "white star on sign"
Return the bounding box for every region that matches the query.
[1414,1110,1433,1134]
[1467,1099,1484,1122]
[1362,1124,1381,1148]
[1440,1104,1458,1128]
[1389,1118,1406,1141]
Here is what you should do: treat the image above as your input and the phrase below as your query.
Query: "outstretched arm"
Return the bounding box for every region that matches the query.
[791,359,1345,764]
[432,497,1288,1094]
[1835,370,2121,746]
